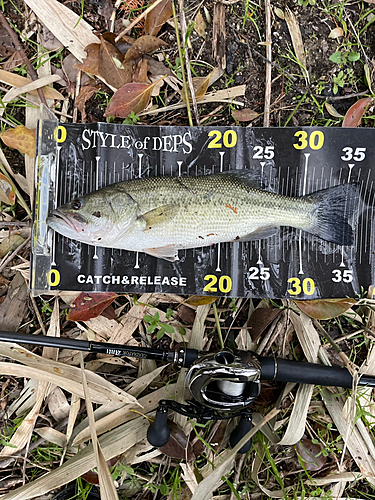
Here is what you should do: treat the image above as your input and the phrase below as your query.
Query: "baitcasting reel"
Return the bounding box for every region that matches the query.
[1,331,375,455]
[147,350,263,454]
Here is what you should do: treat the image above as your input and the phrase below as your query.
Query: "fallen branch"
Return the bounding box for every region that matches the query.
[0,12,48,107]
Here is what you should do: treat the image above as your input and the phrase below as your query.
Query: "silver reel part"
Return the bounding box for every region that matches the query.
[186,351,261,411]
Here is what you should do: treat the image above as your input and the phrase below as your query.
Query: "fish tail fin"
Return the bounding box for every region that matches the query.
[304,183,360,245]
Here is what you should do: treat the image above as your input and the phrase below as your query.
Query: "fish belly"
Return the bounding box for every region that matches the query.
[120,182,314,252]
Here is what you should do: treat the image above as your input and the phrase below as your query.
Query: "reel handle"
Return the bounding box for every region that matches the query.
[146,404,170,448]
[229,414,253,454]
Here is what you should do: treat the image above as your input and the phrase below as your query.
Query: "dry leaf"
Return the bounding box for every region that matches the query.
[99,35,133,88]
[144,0,173,36]
[274,7,284,19]
[284,7,309,83]
[2,52,23,72]
[0,172,16,205]
[325,102,344,118]
[295,439,326,471]
[181,74,210,102]
[329,27,344,39]
[0,23,15,57]
[0,125,36,157]
[159,421,195,461]
[62,53,90,85]
[67,292,118,322]
[80,352,120,500]
[232,108,259,122]
[123,35,167,63]
[0,234,24,258]
[195,10,207,39]
[105,80,160,118]
[294,298,356,320]
[0,69,63,100]
[185,296,217,306]
[133,58,150,83]
[76,82,101,122]
[24,0,99,62]
[248,308,281,342]
[0,342,136,405]
[35,427,68,448]
[76,37,133,90]
[342,97,373,128]
[75,42,100,75]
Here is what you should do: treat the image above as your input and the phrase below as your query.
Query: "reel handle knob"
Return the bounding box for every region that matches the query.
[230,414,253,454]
[147,404,170,448]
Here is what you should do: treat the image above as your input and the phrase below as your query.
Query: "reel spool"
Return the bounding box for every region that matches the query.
[147,351,262,454]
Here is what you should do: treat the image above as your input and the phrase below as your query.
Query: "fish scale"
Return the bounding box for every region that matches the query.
[47,171,360,262]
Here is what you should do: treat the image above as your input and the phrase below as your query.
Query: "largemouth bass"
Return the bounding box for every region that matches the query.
[47,171,359,261]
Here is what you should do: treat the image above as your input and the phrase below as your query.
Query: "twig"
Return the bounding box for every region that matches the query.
[115,0,166,41]
[0,221,31,227]
[73,68,82,124]
[313,91,368,101]
[250,47,297,82]
[0,163,32,219]
[0,12,48,107]
[213,302,224,349]
[29,293,47,336]
[313,319,355,374]
[172,0,193,127]
[229,454,245,500]
[0,116,16,128]
[178,0,200,125]
[0,236,30,273]
[110,0,122,32]
[263,0,271,127]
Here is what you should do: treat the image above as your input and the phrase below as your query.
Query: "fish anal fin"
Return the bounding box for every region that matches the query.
[142,205,179,230]
[236,226,279,241]
[144,245,179,262]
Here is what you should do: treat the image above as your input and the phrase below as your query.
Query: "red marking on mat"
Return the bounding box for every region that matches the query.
[225,203,238,214]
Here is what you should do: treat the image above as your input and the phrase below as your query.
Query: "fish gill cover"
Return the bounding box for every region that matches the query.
[31,122,374,299]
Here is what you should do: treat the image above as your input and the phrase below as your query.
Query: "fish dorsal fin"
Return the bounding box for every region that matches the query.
[219,170,270,190]
[142,205,179,230]
[144,245,179,262]
[236,225,279,241]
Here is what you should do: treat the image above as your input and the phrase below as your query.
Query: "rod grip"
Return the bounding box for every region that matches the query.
[260,356,354,388]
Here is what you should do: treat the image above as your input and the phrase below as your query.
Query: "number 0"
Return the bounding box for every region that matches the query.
[309,131,324,150]
[47,270,60,287]
[54,126,67,143]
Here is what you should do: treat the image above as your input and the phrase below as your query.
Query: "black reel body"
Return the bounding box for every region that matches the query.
[147,351,262,454]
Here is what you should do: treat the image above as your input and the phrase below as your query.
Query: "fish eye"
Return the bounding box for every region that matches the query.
[71,199,82,210]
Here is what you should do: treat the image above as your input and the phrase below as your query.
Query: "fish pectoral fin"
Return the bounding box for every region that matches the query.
[142,205,179,230]
[238,226,279,241]
[144,245,179,262]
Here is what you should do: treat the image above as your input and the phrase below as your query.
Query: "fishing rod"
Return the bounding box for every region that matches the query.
[0,331,374,454]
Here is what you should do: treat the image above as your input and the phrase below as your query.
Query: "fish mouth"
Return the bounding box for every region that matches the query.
[48,210,86,232]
